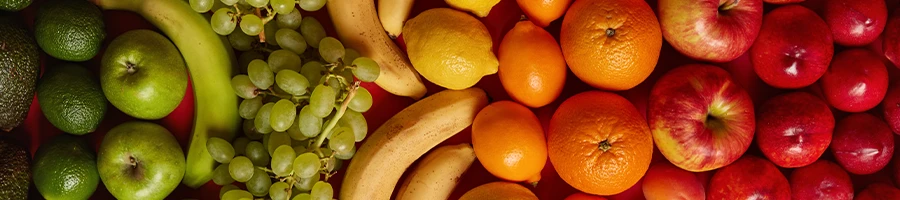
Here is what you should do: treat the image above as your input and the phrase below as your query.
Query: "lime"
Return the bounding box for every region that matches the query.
[37,64,107,135]
[34,0,105,61]
[33,134,100,200]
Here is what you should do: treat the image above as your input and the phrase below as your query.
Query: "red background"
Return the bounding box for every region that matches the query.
[7,0,900,199]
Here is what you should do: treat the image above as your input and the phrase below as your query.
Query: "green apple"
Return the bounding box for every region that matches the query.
[100,29,187,120]
[97,121,185,200]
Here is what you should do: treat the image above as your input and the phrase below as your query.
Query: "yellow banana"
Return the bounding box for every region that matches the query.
[340,88,488,200]
[378,0,415,38]
[397,143,477,200]
[327,0,427,99]
[92,0,240,188]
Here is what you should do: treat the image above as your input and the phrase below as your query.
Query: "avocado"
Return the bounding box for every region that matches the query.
[0,17,41,132]
[0,137,31,199]
[0,0,32,11]
[34,0,105,61]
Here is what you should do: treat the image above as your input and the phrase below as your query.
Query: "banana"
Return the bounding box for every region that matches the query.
[396,143,477,200]
[327,0,427,99]
[340,88,488,200]
[92,0,240,188]
[378,0,415,38]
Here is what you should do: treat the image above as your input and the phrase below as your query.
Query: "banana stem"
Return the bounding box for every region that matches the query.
[313,81,360,148]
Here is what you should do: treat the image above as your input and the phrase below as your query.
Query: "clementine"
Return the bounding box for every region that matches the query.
[499,20,566,108]
[565,192,609,200]
[517,0,571,27]
[548,91,653,195]
[559,0,662,91]
[459,182,539,200]
[472,101,547,183]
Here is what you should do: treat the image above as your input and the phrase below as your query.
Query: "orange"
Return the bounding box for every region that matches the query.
[565,192,608,200]
[459,182,539,200]
[516,0,571,27]
[498,20,566,108]
[559,0,662,91]
[472,101,547,183]
[548,91,653,195]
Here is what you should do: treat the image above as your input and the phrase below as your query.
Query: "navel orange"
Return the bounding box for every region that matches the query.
[516,0,571,27]
[459,182,539,200]
[499,20,566,108]
[472,101,547,183]
[548,91,653,195]
[565,192,609,200]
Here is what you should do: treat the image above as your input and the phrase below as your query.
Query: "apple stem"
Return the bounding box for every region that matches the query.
[719,0,741,11]
[312,81,360,149]
[125,62,137,74]
[598,140,612,152]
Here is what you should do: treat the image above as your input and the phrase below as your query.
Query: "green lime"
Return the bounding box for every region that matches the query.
[37,64,107,135]
[33,134,100,200]
[0,0,32,11]
[34,0,105,61]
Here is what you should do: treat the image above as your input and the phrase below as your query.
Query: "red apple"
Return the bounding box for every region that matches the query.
[884,8,900,68]
[855,183,900,200]
[750,5,833,89]
[648,64,755,172]
[707,155,791,200]
[831,113,894,175]
[657,0,762,62]
[764,0,803,4]
[821,49,889,113]
[789,160,853,200]
[822,0,887,46]
[882,82,900,133]
[642,162,705,200]
[756,92,834,168]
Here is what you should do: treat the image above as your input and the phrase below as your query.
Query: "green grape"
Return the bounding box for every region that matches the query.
[239,51,265,73]
[351,57,380,82]
[265,21,279,46]
[269,181,291,200]
[338,110,367,142]
[212,8,236,35]
[300,62,325,86]
[228,156,254,182]
[293,193,312,200]
[349,87,373,112]
[245,141,270,166]
[222,189,253,200]
[221,0,240,5]
[300,17,326,48]
[213,164,235,185]
[318,74,343,92]
[339,69,354,86]
[207,137,236,163]
[276,8,302,30]
[318,37,345,63]
[233,137,251,155]
[270,100,297,132]
[248,59,274,89]
[247,168,272,197]
[334,146,355,160]
[310,181,333,200]
[190,0,214,12]
[269,50,303,72]
[254,102,275,134]
[276,28,308,55]
[318,148,337,172]
[344,48,361,66]
[298,0,326,11]
[328,128,354,154]
[243,119,265,140]
[241,14,264,36]
[228,30,255,52]
[294,175,318,192]
[271,145,296,176]
[271,0,295,14]
[220,184,240,199]
[239,97,263,119]
[293,145,308,155]
[276,70,310,96]
[309,84,336,118]
[246,0,269,7]
[231,75,258,99]
[322,120,340,139]
[287,118,309,141]
[293,152,321,178]
[297,106,322,138]
[267,131,292,156]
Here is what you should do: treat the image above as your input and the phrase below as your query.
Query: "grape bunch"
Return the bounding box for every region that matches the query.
[190,0,327,40]
[207,10,380,199]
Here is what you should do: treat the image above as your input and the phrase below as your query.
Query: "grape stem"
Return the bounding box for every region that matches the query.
[313,81,361,148]
[255,8,266,43]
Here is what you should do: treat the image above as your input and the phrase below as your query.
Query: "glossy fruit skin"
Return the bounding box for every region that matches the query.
[649,64,755,172]
[831,113,894,175]
[756,92,834,168]
[97,121,186,200]
[658,0,762,63]
[32,134,99,200]
[560,0,661,91]
[884,7,900,68]
[498,21,566,108]
[855,183,900,200]
[707,156,791,200]
[882,82,900,133]
[641,162,705,200]
[548,91,653,195]
[472,101,547,182]
[822,0,887,46]
[789,160,853,200]
[564,192,608,200]
[763,0,803,4]
[821,49,889,113]
[751,5,833,89]
[516,0,570,27]
[459,182,538,200]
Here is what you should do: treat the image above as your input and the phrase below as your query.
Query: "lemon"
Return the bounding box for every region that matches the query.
[445,0,500,17]
[403,8,498,90]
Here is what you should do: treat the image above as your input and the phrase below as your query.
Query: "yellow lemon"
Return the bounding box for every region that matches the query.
[403,8,498,90]
[445,0,501,17]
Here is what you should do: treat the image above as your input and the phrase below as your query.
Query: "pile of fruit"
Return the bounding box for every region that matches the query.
[6,0,900,199]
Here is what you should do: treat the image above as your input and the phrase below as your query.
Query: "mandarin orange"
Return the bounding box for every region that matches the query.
[498,20,566,108]
[517,0,571,27]
[472,101,547,183]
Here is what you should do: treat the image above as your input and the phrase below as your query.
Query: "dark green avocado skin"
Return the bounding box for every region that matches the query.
[0,17,41,132]
[0,137,31,200]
